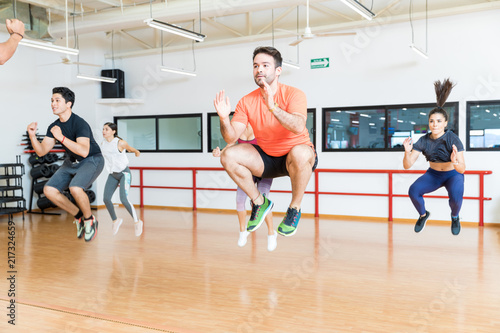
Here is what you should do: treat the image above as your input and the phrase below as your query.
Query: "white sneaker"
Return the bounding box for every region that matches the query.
[238,230,249,247]
[112,218,123,236]
[267,231,278,252]
[135,220,143,237]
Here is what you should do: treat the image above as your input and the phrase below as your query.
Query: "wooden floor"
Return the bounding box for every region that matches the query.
[1,207,500,333]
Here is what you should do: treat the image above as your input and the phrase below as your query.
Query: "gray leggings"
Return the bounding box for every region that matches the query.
[103,167,138,222]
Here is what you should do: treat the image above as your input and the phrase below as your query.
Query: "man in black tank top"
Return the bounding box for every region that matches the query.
[27,87,104,242]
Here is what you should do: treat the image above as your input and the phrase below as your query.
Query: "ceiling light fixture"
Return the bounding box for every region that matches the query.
[19,39,79,55]
[340,0,376,21]
[160,66,197,77]
[144,18,206,42]
[409,0,428,59]
[282,61,300,69]
[76,73,117,83]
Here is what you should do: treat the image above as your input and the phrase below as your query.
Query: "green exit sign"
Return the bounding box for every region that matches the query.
[310,58,330,69]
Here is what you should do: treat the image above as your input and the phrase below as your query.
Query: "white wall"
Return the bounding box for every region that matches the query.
[2,9,500,223]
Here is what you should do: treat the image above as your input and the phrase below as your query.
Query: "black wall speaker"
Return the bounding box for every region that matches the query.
[101,69,125,98]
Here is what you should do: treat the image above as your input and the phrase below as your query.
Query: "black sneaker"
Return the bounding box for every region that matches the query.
[451,215,461,235]
[277,207,301,237]
[414,211,430,233]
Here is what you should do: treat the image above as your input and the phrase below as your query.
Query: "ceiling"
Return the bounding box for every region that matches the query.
[7,0,500,58]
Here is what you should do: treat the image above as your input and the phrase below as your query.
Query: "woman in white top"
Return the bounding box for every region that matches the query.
[101,122,143,236]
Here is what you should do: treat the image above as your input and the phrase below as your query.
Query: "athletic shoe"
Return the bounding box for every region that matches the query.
[238,230,249,247]
[112,218,123,236]
[84,215,98,242]
[277,207,301,237]
[247,194,274,232]
[135,220,143,237]
[414,211,430,233]
[74,218,84,239]
[451,215,461,235]
[267,231,278,251]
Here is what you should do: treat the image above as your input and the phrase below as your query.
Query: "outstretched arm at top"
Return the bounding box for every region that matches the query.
[214,90,246,143]
[402,137,421,169]
[0,19,24,65]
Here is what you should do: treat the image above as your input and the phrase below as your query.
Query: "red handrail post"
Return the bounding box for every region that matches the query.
[140,169,144,208]
[315,169,319,218]
[193,169,197,211]
[479,173,485,227]
[388,171,393,222]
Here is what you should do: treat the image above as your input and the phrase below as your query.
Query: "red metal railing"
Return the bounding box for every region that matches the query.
[129,167,492,226]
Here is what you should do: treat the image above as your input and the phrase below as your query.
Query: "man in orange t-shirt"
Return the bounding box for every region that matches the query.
[213,46,317,237]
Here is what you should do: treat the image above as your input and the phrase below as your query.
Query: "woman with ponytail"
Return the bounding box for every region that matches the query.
[101,122,143,237]
[403,79,466,235]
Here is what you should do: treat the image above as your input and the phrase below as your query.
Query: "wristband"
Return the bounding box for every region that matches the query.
[269,103,278,113]
[10,32,24,39]
[62,136,65,143]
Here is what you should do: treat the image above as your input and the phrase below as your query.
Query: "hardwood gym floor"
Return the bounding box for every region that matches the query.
[1,207,499,332]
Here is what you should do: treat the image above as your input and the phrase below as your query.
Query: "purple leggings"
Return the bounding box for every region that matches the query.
[236,177,273,211]
[408,168,464,216]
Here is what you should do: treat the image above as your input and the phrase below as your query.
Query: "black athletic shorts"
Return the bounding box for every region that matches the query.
[252,144,318,179]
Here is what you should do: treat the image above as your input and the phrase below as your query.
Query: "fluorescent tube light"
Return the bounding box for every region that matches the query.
[144,18,206,42]
[340,0,376,21]
[19,39,79,55]
[160,66,197,77]
[410,44,428,59]
[77,74,117,83]
[282,61,300,69]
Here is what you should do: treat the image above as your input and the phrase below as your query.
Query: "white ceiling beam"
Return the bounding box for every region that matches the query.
[117,30,153,49]
[257,6,295,35]
[106,1,500,59]
[48,0,312,38]
[203,18,244,38]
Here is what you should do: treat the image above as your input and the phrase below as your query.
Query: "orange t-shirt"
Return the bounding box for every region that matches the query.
[231,83,313,157]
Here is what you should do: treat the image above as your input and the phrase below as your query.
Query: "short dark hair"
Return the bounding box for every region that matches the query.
[253,46,282,68]
[52,87,75,108]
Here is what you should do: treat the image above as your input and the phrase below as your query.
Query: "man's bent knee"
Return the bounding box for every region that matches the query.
[43,186,60,199]
[69,186,85,196]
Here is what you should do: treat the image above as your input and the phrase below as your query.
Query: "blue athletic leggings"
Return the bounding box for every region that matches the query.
[408,168,464,216]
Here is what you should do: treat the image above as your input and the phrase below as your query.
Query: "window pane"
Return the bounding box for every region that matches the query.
[324,109,385,149]
[158,116,202,151]
[116,118,156,150]
[468,103,500,148]
[387,104,457,149]
[307,110,315,148]
[209,113,233,151]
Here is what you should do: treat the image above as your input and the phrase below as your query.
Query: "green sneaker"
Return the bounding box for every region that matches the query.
[247,194,273,232]
[277,207,301,237]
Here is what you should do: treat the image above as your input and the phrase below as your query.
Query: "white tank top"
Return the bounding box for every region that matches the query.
[101,137,129,173]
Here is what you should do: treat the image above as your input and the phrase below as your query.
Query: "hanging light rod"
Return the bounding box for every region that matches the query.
[144,18,206,42]
[410,44,428,59]
[19,39,79,55]
[282,61,300,70]
[160,66,197,77]
[76,74,117,83]
[340,0,376,21]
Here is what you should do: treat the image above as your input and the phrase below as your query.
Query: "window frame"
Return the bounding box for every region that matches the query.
[322,102,459,152]
[114,113,203,153]
[466,100,500,151]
